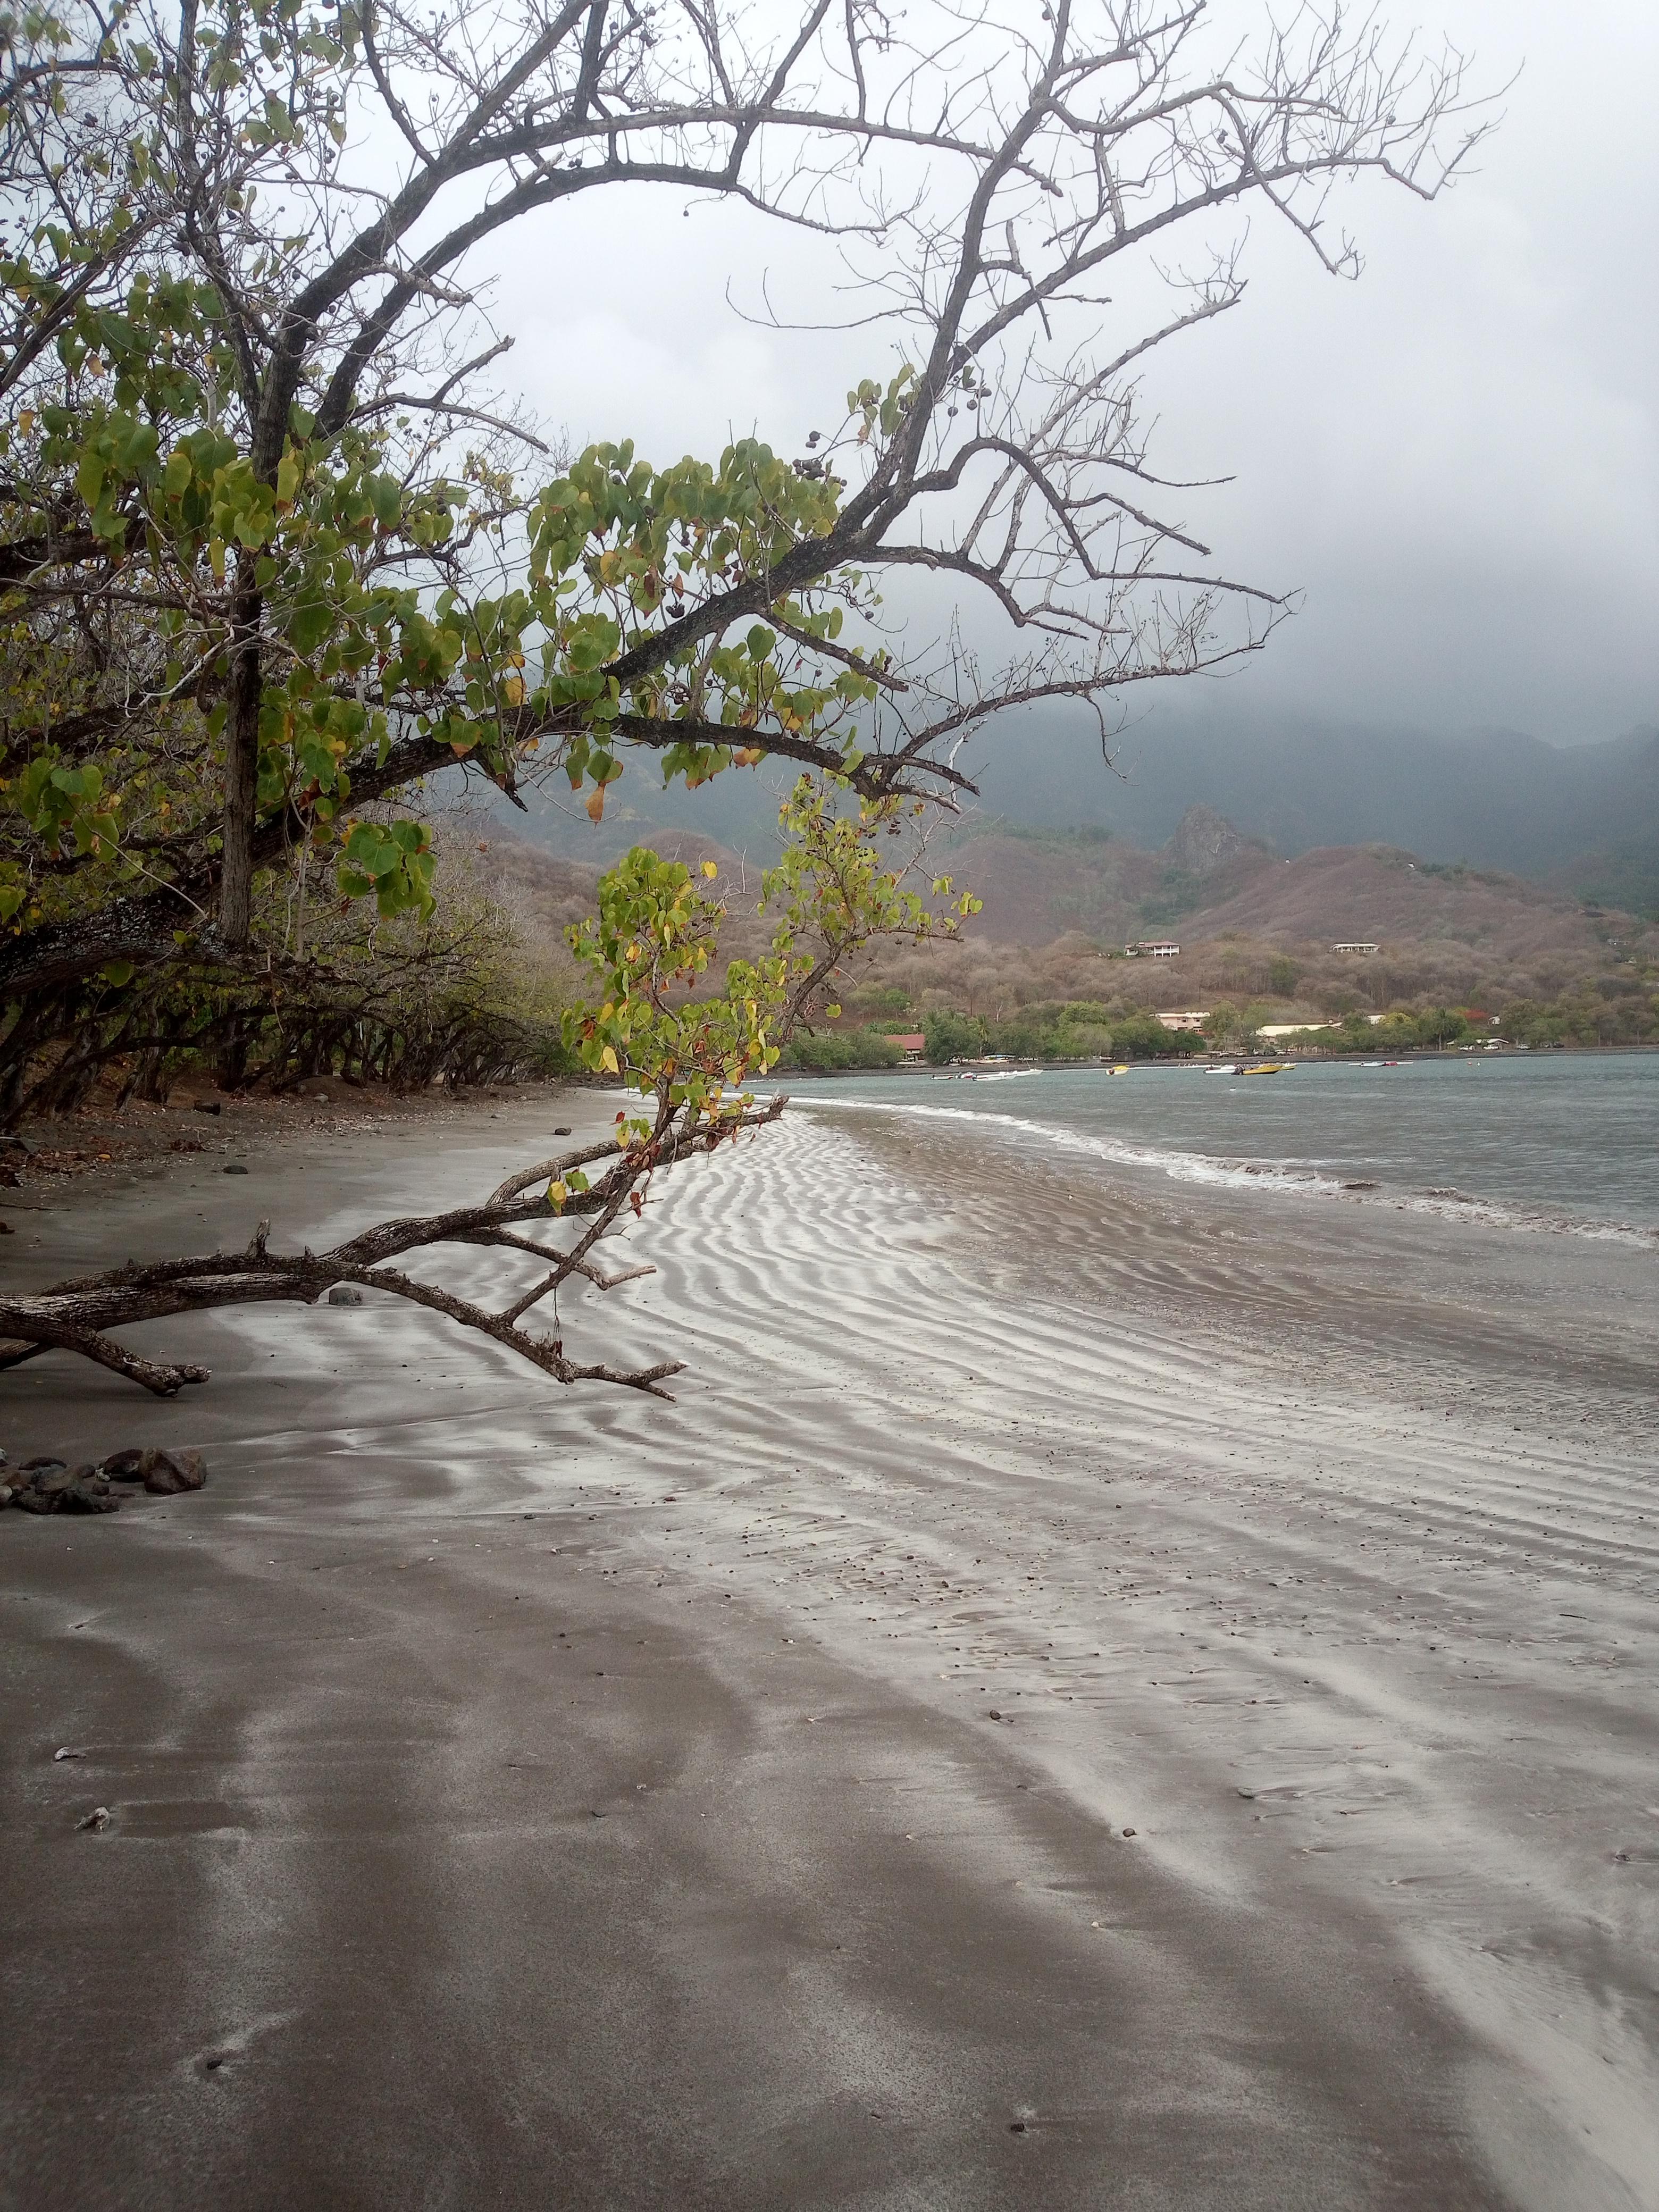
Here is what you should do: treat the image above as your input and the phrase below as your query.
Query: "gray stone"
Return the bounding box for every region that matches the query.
[327,1285,365,1306]
[141,1447,207,1496]
[223,1162,249,1175]
[62,1475,119,1514]
[100,1448,147,1480]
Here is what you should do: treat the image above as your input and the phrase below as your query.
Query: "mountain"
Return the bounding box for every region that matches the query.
[941,809,1637,966]
[473,804,1652,1011]
[494,709,1659,905]
[963,709,1659,883]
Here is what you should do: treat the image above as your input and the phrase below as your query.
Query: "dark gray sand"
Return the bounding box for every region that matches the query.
[2,1097,1655,2210]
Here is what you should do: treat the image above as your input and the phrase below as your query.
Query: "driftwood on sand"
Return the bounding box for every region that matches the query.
[0,1101,784,1399]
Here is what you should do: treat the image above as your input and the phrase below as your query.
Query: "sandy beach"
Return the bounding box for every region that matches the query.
[2,1091,1655,2210]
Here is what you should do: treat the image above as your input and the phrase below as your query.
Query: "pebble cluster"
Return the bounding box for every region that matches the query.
[0,1446,208,1514]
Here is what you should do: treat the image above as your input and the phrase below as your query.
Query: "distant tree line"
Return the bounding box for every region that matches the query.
[1285,990,1659,1053]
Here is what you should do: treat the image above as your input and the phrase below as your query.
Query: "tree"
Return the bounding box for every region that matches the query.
[0,776,973,1393]
[1,0,1486,1024]
[924,1007,986,1063]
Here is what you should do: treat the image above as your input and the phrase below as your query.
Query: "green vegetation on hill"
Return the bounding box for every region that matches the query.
[777,1027,903,1073]
[921,1001,1199,1064]
[1275,983,1659,1052]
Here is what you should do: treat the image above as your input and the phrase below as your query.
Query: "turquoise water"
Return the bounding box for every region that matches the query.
[783,1052,1659,1238]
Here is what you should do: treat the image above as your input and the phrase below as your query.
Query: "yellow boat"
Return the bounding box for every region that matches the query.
[1239,1061,1288,1075]
[1107,1063,1130,1075]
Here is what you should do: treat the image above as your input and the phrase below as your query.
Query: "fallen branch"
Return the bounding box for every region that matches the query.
[0,1099,785,1398]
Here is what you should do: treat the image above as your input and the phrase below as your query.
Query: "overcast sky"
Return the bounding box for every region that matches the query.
[474,1,1657,750]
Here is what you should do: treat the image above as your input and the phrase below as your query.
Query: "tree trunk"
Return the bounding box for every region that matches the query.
[220,556,263,945]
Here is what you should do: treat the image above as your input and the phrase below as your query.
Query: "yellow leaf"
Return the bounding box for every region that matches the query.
[600,1045,619,1075]
[701,860,718,878]
[548,1179,567,1208]
[585,785,606,823]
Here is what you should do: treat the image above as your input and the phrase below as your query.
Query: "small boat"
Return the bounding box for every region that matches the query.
[1205,1062,1239,1075]
[1239,1062,1287,1076]
[1107,1063,1130,1076]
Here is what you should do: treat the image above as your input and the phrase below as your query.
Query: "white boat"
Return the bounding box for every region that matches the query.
[1205,1062,1239,1075]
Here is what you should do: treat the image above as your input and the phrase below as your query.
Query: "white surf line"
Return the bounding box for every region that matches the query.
[793,1092,1659,1247]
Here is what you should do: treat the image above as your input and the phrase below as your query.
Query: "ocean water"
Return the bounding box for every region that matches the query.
[783,1051,1659,1241]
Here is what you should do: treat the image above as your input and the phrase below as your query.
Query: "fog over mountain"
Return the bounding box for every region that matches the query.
[965,708,1659,882]
[482,1,1658,911]
[504,710,1659,917]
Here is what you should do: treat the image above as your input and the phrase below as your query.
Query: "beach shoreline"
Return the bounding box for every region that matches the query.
[3,1096,1655,2209]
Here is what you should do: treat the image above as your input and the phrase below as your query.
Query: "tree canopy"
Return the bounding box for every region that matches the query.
[1,0,1486,1021]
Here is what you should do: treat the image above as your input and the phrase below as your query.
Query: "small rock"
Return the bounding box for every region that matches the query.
[76,1806,111,1832]
[554,1126,573,1136]
[33,1465,80,1497]
[54,1748,86,1762]
[223,1162,249,1175]
[1236,1788,1256,1800]
[13,1487,59,1514]
[987,1709,1001,1720]
[1008,2121,1027,2134]
[326,1285,365,1306]
[1121,1828,1137,1838]
[193,1100,222,1116]
[0,1219,12,1234]
[19,1456,67,1476]
[99,1448,147,1481]
[141,1447,208,1496]
[62,1472,120,1514]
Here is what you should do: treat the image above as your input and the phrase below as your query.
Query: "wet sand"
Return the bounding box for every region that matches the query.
[2,1097,1655,2210]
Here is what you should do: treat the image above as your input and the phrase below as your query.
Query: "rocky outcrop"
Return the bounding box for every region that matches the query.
[1166,804,1252,878]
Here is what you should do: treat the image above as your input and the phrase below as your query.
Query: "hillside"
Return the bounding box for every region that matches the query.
[464,802,1657,1034]
[492,712,1659,917]
[939,812,1638,963]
